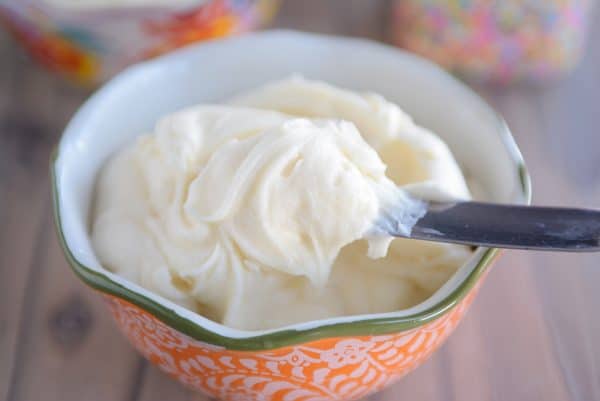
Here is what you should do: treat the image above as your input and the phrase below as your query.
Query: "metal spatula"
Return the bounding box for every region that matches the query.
[377,199,600,251]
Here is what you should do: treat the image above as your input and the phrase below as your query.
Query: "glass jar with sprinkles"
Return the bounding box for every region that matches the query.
[391,0,594,84]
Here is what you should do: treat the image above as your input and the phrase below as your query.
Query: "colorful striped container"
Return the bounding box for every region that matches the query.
[0,0,278,85]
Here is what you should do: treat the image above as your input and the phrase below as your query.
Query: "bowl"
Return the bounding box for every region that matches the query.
[0,0,277,84]
[52,30,531,401]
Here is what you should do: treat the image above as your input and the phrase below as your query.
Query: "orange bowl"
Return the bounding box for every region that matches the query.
[52,31,530,400]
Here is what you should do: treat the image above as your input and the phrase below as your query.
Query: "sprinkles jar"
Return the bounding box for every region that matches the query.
[0,0,278,85]
[392,0,594,84]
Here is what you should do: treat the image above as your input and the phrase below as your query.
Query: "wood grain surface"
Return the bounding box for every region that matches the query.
[1,1,599,400]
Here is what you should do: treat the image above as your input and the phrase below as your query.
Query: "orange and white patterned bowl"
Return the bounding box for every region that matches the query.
[103,289,480,400]
[52,31,530,401]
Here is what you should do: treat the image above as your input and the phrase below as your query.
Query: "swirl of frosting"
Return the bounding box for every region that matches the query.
[92,78,472,330]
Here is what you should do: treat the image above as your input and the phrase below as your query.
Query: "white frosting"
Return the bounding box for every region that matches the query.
[92,77,472,330]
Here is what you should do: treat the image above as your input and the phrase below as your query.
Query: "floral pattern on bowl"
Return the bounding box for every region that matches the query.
[106,286,479,401]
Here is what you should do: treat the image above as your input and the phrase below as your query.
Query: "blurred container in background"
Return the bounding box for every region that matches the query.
[392,0,594,85]
[0,0,277,85]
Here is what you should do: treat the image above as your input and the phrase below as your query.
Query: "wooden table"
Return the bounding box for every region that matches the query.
[1,1,599,400]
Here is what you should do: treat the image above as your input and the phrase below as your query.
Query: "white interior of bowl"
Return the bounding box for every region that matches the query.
[54,30,528,338]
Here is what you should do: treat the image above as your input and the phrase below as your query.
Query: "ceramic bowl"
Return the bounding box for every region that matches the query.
[52,31,531,401]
